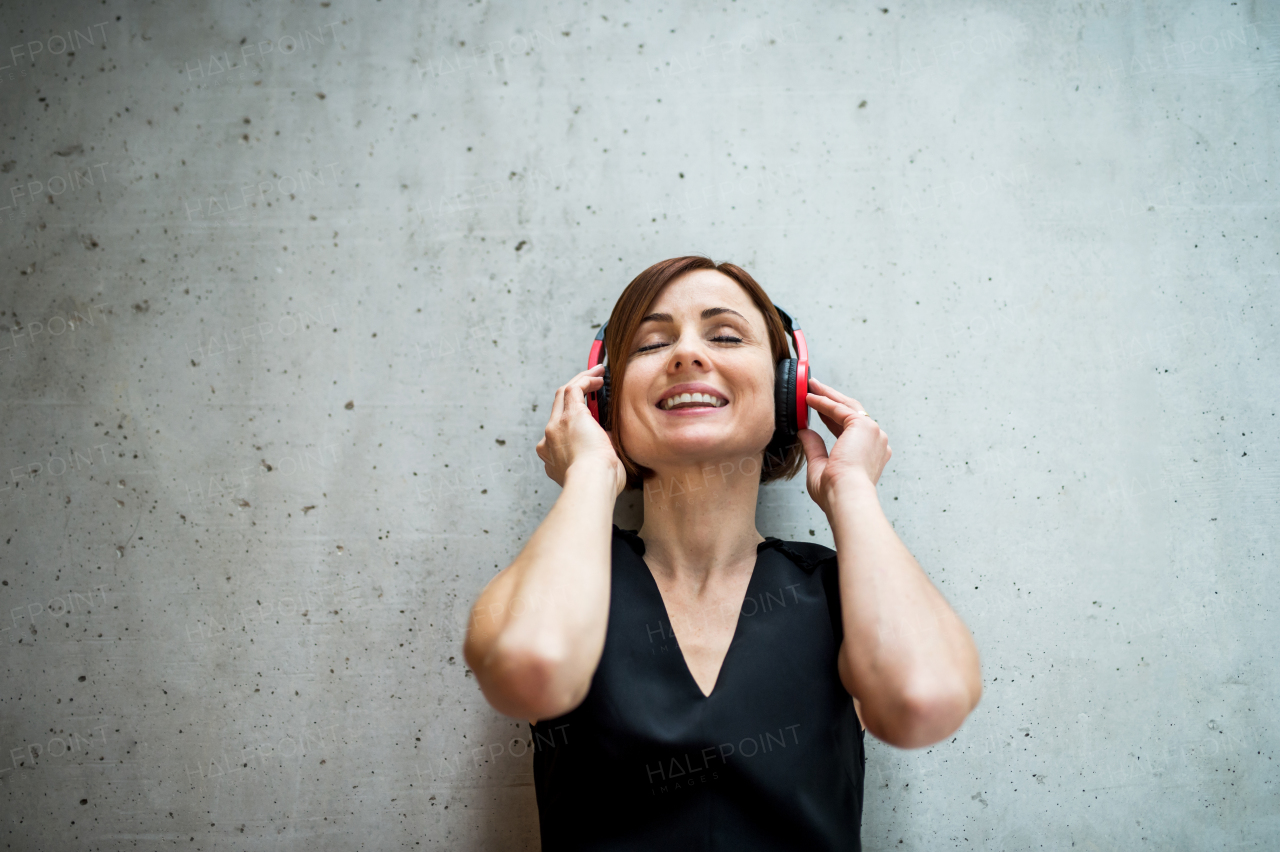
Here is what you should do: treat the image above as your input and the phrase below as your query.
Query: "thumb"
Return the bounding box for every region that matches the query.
[796,428,828,468]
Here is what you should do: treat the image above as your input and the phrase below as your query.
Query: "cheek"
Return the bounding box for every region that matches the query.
[729,366,778,433]
[615,371,654,442]
[742,387,778,433]
[618,371,650,417]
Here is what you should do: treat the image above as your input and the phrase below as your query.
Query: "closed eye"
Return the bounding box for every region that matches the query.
[635,335,743,354]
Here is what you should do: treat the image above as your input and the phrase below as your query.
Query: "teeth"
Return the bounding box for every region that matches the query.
[662,392,725,410]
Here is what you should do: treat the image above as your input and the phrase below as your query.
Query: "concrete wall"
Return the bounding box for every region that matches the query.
[0,0,1275,848]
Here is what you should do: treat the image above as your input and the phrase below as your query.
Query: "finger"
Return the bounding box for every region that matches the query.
[808,377,865,414]
[564,367,604,410]
[807,392,859,429]
[815,391,874,430]
[569,363,606,387]
[809,397,844,436]
[565,380,589,411]
[796,428,829,469]
[817,409,844,437]
[550,385,567,421]
[573,373,605,394]
[806,385,859,417]
[808,376,860,409]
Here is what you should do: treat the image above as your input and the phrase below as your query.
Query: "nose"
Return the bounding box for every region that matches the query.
[669,333,707,371]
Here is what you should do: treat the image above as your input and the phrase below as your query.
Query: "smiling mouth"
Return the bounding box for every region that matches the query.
[659,392,728,411]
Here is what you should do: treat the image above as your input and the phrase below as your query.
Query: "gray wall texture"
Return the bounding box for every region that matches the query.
[1,0,1276,849]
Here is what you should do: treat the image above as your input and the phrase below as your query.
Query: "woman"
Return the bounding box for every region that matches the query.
[463,256,982,850]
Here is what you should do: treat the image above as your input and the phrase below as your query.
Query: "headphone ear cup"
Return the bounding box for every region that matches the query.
[598,365,611,428]
[774,358,798,438]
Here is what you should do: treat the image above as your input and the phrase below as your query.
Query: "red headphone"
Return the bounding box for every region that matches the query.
[586,304,810,438]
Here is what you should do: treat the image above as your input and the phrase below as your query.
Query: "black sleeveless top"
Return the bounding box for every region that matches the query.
[530,524,865,851]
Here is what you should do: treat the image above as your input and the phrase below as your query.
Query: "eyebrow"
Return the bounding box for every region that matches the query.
[638,307,749,324]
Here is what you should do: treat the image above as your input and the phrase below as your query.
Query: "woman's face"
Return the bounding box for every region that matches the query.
[616,269,778,475]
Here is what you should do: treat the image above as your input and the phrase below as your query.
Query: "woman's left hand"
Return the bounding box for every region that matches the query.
[796,377,892,514]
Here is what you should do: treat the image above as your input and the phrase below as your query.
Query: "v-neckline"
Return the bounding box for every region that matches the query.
[635,536,780,700]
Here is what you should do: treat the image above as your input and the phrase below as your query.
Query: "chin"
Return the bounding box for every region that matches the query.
[631,428,772,471]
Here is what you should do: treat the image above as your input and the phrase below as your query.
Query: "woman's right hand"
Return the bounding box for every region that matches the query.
[535,363,627,495]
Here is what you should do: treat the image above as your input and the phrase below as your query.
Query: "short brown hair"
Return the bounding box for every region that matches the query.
[600,255,806,490]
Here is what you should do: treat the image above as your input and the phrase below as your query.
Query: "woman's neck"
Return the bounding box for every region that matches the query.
[636,456,765,580]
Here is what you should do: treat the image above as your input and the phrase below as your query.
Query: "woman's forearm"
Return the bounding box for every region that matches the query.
[464,459,618,719]
[827,476,981,746]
